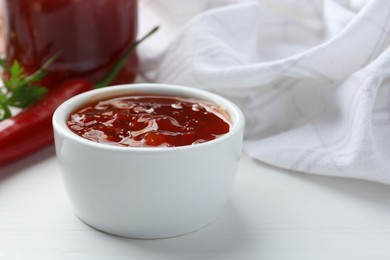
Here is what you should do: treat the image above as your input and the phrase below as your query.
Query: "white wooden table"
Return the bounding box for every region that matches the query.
[1,146,389,260]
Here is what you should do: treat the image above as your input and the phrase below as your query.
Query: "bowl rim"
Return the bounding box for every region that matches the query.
[52,83,245,153]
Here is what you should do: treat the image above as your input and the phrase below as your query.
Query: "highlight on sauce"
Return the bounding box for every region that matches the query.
[67,95,231,147]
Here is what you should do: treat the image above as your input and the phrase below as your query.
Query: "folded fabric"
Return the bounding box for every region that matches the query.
[139,0,390,185]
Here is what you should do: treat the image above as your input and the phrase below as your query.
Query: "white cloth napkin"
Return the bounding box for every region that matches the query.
[139,0,390,185]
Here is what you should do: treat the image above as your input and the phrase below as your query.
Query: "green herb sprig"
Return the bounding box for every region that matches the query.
[0,55,57,121]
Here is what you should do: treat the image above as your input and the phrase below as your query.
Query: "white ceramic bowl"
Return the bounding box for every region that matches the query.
[52,83,245,239]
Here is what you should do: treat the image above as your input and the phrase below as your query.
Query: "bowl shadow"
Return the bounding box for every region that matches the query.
[105,201,254,259]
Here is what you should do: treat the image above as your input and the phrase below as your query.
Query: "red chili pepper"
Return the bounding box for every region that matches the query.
[0,79,93,165]
[0,26,158,165]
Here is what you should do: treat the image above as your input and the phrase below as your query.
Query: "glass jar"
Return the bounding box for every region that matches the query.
[4,0,138,89]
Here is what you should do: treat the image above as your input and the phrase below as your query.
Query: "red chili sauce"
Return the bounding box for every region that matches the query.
[67,95,231,147]
[4,0,138,89]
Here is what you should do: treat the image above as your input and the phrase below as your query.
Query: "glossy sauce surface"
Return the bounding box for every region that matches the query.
[67,95,231,147]
[4,0,138,89]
